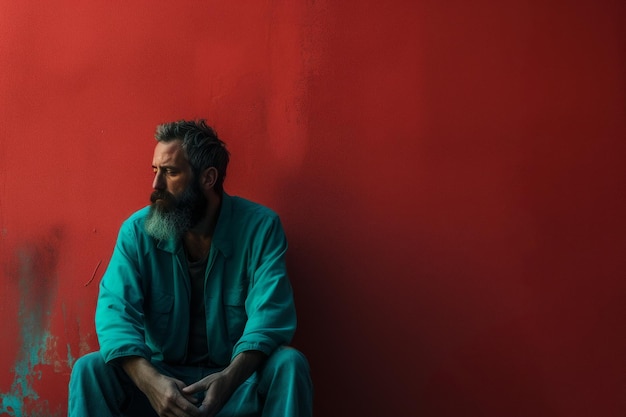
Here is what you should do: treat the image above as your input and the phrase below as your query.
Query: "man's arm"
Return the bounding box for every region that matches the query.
[96,216,154,363]
[230,214,297,358]
[220,350,267,388]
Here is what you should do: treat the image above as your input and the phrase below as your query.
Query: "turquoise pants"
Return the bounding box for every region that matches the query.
[68,346,313,417]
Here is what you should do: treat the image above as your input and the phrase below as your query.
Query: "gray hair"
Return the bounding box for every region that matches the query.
[155,119,230,193]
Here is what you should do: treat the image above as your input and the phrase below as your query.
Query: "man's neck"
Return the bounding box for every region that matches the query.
[183,193,222,262]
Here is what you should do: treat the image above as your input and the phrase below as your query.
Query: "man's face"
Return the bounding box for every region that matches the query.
[150,140,193,206]
[144,140,205,240]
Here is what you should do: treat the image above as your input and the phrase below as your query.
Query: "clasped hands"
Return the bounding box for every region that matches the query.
[124,351,265,417]
[144,370,236,417]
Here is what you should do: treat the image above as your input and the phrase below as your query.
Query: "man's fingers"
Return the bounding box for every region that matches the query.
[182,391,199,404]
[197,401,217,417]
[181,381,202,395]
[172,392,203,417]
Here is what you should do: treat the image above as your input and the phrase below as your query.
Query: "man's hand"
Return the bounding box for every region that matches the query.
[182,351,267,417]
[143,373,202,417]
[182,370,236,417]
[122,356,201,417]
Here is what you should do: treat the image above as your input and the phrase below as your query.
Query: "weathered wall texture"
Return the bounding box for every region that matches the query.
[1,1,624,416]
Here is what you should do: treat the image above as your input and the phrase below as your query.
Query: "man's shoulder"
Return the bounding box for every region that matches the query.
[228,195,279,221]
[119,206,151,232]
[125,205,151,222]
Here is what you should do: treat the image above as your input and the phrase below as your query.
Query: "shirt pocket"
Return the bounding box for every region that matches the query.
[223,287,247,344]
[144,291,175,346]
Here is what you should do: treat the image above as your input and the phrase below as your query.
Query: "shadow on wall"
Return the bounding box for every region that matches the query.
[273,157,423,415]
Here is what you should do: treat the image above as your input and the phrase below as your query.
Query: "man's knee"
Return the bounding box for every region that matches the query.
[254,346,312,416]
[71,351,106,380]
[264,346,310,377]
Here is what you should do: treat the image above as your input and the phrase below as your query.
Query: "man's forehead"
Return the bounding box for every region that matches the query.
[153,140,188,165]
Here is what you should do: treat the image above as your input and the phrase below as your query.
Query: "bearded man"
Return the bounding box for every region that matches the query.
[68,120,313,417]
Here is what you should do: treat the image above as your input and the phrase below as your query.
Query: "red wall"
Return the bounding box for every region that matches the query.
[1,1,624,416]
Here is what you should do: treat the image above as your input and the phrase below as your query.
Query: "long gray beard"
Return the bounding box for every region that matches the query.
[144,205,193,241]
[144,179,206,241]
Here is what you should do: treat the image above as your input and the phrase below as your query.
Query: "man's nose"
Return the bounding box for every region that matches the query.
[152,172,165,190]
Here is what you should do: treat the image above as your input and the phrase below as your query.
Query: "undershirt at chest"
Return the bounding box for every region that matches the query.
[185,252,211,366]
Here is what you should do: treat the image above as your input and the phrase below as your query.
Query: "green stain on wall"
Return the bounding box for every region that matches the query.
[0,236,62,417]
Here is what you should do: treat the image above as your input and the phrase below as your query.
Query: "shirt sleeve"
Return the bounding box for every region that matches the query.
[231,214,297,359]
[95,219,152,364]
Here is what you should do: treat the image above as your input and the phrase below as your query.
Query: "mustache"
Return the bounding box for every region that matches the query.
[150,190,176,204]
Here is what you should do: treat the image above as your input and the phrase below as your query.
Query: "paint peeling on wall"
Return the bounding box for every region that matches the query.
[0,231,65,417]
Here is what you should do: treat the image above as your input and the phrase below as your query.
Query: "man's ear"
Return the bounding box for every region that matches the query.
[200,167,218,191]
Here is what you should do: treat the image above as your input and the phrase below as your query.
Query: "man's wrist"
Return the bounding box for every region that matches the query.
[121,356,160,393]
[222,350,267,387]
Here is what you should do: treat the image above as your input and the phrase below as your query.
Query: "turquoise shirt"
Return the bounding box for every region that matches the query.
[95,194,297,367]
